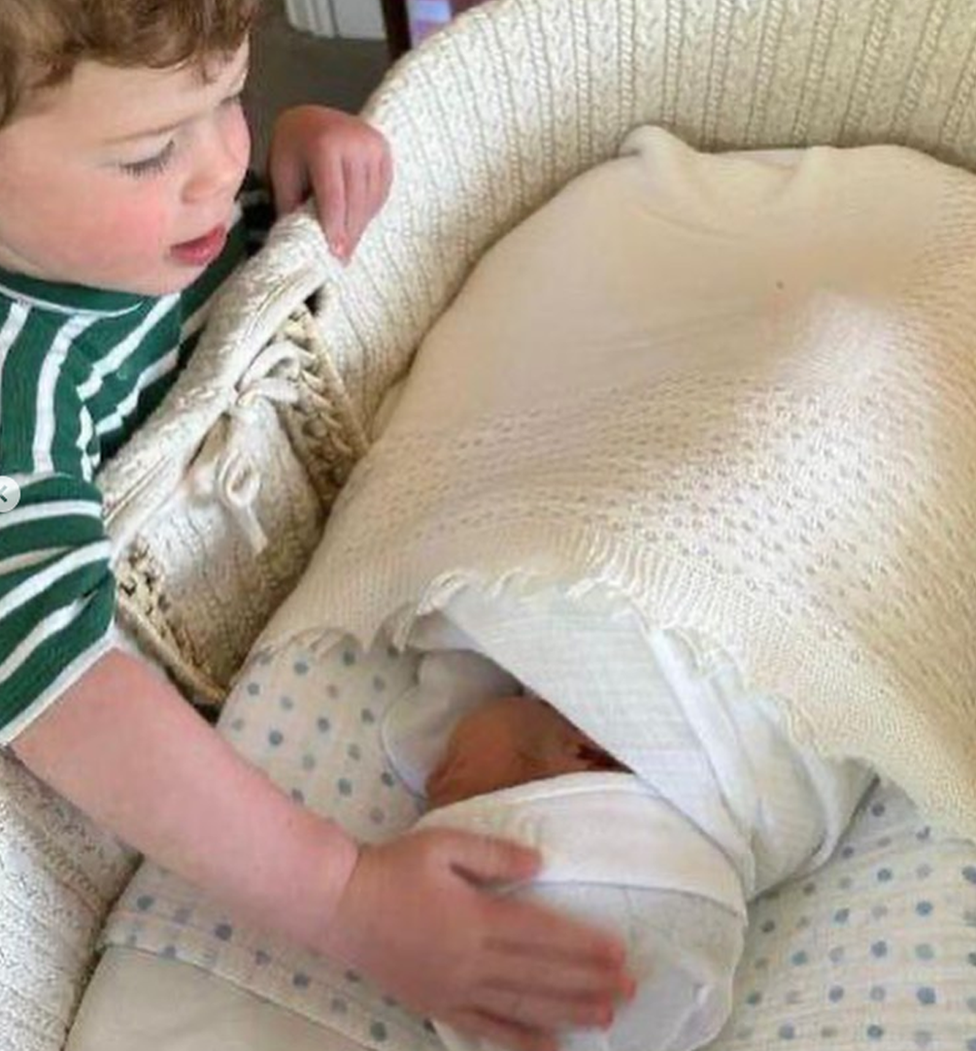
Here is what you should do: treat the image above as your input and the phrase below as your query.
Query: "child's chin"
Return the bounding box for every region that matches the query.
[122,269,202,297]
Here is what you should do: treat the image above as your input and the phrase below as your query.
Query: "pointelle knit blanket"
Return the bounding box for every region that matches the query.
[263,128,976,841]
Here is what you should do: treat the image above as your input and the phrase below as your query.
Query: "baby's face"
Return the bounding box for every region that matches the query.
[426,695,625,808]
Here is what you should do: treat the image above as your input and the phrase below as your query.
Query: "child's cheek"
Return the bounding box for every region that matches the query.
[227,107,252,171]
[98,186,175,258]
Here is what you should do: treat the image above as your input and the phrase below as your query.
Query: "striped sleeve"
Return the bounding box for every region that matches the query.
[0,473,114,740]
[0,304,115,741]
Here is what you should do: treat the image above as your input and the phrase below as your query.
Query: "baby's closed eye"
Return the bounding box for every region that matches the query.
[574,741,628,772]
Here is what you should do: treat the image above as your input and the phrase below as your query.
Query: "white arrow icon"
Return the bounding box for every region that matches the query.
[0,476,22,513]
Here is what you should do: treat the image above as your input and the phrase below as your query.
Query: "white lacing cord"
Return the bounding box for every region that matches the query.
[191,341,301,553]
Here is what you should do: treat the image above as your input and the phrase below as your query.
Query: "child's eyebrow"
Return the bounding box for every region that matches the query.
[104,64,250,145]
[106,119,187,145]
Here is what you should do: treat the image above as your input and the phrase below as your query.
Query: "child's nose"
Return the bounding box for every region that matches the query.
[184,114,249,204]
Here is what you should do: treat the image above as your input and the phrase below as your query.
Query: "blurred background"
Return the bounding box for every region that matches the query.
[248,0,487,161]
[247,0,391,163]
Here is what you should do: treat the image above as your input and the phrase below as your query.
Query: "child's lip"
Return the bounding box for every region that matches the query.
[170,224,228,267]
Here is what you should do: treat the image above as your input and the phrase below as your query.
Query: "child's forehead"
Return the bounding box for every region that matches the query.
[16,43,249,144]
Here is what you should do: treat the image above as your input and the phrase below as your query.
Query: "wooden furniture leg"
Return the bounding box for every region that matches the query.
[380,0,412,58]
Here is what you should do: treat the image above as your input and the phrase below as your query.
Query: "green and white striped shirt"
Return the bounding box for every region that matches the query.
[0,186,272,740]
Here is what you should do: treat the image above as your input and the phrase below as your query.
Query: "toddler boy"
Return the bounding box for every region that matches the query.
[0,4,630,1048]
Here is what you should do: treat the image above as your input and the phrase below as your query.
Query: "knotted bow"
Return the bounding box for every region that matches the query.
[191,340,302,553]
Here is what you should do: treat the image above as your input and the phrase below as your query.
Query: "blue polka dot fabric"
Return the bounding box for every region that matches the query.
[101,635,976,1051]
[709,783,976,1050]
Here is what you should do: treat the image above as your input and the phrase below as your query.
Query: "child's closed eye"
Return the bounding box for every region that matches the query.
[119,140,176,179]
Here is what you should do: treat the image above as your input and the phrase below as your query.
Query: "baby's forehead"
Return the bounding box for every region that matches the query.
[451,695,527,735]
[465,694,566,731]
[462,695,524,722]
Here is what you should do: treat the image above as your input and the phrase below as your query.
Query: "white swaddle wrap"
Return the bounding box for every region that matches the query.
[419,774,746,1051]
[381,586,869,1051]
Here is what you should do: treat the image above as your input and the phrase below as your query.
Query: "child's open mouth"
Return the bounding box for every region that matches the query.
[170,225,228,267]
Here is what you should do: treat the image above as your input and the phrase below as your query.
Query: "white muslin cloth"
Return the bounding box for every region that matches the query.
[382,583,871,1051]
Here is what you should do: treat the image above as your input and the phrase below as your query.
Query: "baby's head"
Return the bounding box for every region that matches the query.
[426,695,627,808]
[0,0,259,295]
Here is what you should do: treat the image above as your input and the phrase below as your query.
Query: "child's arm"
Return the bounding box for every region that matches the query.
[12,648,358,946]
[268,106,392,263]
[12,649,630,1051]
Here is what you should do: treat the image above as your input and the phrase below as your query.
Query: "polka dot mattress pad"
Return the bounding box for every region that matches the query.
[102,634,976,1051]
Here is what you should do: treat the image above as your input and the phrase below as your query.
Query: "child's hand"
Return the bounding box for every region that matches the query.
[321,828,632,1051]
[269,105,392,263]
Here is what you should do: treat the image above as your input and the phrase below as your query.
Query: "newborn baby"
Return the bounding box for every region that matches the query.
[381,598,871,1051]
[407,670,746,1051]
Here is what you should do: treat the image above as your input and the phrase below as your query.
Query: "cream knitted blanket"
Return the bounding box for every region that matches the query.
[265,128,976,841]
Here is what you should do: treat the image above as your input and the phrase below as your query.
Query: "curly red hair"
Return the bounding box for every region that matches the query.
[0,0,260,126]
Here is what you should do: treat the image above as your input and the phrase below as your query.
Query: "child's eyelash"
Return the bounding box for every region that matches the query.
[120,141,176,179]
[117,87,242,178]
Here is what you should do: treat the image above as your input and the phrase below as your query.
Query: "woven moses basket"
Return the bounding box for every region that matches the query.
[4,0,976,1047]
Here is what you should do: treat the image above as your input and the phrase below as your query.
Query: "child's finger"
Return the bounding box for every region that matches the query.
[473,983,614,1032]
[379,146,394,207]
[440,830,542,886]
[370,152,392,216]
[269,151,308,218]
[343,156,369,257]
[495,894,627,968]
[362,160,380,234]
[314,150,349,259]
[478,940,631,1006]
